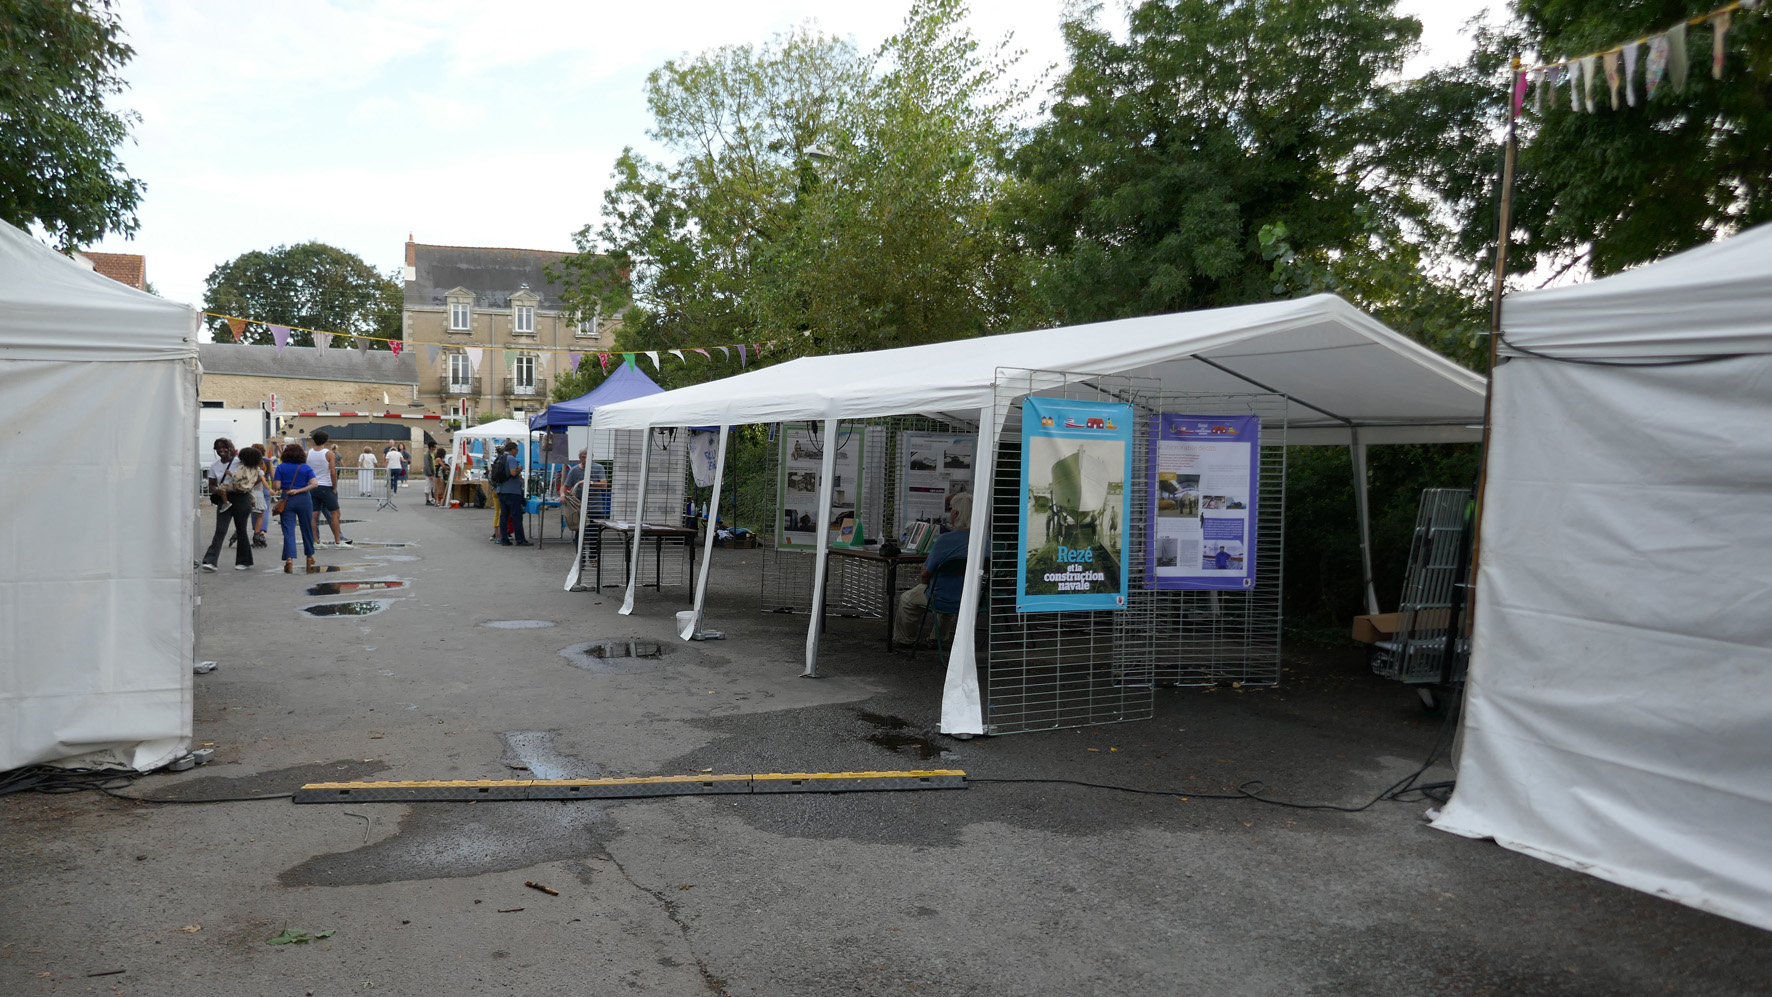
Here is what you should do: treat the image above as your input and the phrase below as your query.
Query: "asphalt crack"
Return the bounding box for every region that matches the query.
[604,849,731,996]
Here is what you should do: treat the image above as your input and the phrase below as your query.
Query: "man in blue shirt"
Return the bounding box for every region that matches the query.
[495,442,530,546]
[894,492,972,648]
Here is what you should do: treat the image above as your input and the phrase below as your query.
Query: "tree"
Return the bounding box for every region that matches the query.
[0,0,143,247]
[1006,0,1486,354]
[202,242,401,349]
[552,0,1024,399]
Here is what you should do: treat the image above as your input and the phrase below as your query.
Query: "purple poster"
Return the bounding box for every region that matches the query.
[1147,414,1259,590]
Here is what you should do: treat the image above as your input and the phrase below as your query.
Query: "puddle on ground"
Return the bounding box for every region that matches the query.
[498,730,601,780]
[307,580,406,597]
[267,563,376,574]
[339,519,365,524]
[855,709,941,761]
[301,600,396,618]
[280,801,610,887]
[559,640,665,675]
[482,620,556,629]
[349,542,416,549]
[364,554,421,562]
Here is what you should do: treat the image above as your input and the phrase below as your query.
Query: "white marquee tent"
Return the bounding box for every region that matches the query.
[441,417,536,501]
[578,293,1488,734]
[1433,223,1772,931]
[0,220,201,773]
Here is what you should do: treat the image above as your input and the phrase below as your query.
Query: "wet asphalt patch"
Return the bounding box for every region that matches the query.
[482,620,556,630]
[301,599,396,617]
[278,801,612,887]
[560,640,666,675]
[306,579,406,597]
[145,759,390,802]
[855,710,943,761]
[498,731,601,780]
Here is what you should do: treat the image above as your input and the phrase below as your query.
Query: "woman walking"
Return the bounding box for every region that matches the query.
[202,447,266,571]
[274,442,320,573]
[356,447,376,497]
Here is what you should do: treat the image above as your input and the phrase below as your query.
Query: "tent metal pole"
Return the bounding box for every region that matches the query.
[619,429,652,616]
[1349,429,1380,616]
[940,402,997,735]
[801,417,840,678]
[682,424,729,640]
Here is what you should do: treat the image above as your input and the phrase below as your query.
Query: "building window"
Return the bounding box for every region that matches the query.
[576,318,598,339]
[513,354,536,394]
[514,304,535,335]
[448,352,472,387]
[450,301,471,331]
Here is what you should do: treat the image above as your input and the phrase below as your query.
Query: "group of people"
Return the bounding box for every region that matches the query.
[200,428,361,575]
[352,442,413,497]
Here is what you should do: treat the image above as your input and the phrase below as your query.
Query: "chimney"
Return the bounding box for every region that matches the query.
[405,234,416,267]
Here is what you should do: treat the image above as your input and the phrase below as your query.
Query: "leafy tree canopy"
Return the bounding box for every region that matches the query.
[0,0,143,247]
[202,242,401,350]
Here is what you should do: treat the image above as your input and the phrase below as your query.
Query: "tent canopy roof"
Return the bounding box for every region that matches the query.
[1502,221,1772,359]
[452,418,533,440]
[0,220,197,362]
[590,294,1486,445]
[530,362,663,431]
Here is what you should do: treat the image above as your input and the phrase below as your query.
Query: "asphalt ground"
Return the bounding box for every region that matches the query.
[2,497,1767,996]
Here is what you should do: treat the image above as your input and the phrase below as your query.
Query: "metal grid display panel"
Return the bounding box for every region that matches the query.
[609,429,688,525]
[982,374,1288,735]
[1376,488,1472,685]
[982,371,1160,736]
[1125,393,1287,688]
[759,416,974,615]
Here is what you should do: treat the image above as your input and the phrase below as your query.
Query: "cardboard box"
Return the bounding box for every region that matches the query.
[1352,613,1401,645]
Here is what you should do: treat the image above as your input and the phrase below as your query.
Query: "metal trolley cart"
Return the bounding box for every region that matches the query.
[1370,488,1475,714]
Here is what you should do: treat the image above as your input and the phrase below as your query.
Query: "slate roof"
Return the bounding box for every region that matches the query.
[198,343,418,385]
[82,251,146,289]
[405,243,571,311]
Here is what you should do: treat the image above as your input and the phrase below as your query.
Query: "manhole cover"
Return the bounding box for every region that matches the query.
[307,580,406,597]
[482,620,556,629]
[560,640,665,674]
[301,600,395,618]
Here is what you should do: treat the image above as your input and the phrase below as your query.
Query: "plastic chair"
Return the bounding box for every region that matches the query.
[910,557,969,660]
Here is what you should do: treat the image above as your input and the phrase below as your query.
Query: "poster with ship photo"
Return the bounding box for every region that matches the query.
[776,424,864,550]
[899,432,975,535]
[1016,397,1132,612]
[1148,413,1258,590]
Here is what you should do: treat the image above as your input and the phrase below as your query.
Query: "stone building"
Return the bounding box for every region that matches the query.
[401,237,608,422]
[73,251,148,290]
[198,343,424,443]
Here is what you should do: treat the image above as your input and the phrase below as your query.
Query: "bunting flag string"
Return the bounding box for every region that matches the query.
[226,317,245,343]
[645,350,659,370]
[597,353,611,373]
[269,324,290,357]
[1516,0,1759,118]
[389,340,403,358]
[568,352,582,372]
[426,344,440,365]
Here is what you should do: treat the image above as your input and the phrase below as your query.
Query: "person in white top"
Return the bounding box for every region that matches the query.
[385,444,406,495]
[356,447,376,496]
[305,429,348,546]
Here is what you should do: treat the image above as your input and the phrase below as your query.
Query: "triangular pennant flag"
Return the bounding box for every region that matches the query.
[314,331,329,354]
[1580,55,1598,112]
[753,342,765,355]
[390,340,403,357]
[645,351,659,370]
[269,324,291,356]
[1712,12,1730,80]
[1511,70,1528,118]
[466,347,483,372]
[669,349,685,364]
[1668,21,1689,93]
[425,344,440,365]
[621,352,635,368]
[715,346,729,361]
[1647,35,1668,98]
[568,352,582,372]
[691,348,711,359]
[1568,58,1583,111]
[227,317,245,343]
[535,351,548,372]
[1623,42,1640,107]
[597,352,611,373]
[738,343,748,367]
[1603,51,1620,110]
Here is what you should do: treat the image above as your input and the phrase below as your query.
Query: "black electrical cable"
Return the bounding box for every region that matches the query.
[972,702,1460,813]
[0,764,291,804]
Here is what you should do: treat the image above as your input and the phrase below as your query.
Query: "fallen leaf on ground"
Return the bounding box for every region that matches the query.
[180,925,201,933]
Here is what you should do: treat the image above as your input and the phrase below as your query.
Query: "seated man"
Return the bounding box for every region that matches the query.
[894,492,972,648]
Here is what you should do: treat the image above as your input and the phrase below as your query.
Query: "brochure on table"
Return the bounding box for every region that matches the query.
[898,432,975,537]
[1147,414,1259,590]
[776,424,864,550]
[1016,397,1132,612]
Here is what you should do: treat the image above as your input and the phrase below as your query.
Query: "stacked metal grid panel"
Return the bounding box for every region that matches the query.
[982,373,1288,735]
[759,416,974,617]
[607,428,688,525]
[982,371,1160,735]
[1125,392,1288,688]
[1373,488,1472,685]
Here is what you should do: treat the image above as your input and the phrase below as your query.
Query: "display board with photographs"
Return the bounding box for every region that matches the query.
[898,432,975,539]
[1147,413,1259,589]
[775,424,865,550]
[1015,397,1133,612]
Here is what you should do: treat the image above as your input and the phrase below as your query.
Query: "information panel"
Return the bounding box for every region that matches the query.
[776,424,864,550]
[898,432,975,535]
[1147,414,1259,590]
[1016,398,1132,612]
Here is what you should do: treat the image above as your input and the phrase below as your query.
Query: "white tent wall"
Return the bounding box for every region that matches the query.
[0,220,201,773]
[1433,222,1772,932]
[580,294,1487,736]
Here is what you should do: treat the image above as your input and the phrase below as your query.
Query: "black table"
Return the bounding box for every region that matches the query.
[822,546,929,650]
[593,520,700,592]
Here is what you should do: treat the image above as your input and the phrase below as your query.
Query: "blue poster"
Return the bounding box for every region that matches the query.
[1147,414,1260,590]
[1017,397,1134,612]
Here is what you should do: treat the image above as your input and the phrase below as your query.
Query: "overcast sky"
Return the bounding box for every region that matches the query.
[90,0,1498,309]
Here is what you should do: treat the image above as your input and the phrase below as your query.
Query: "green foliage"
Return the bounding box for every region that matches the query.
[0,0,143,247]
[553,0,1023,387]
[202,242,402,350]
